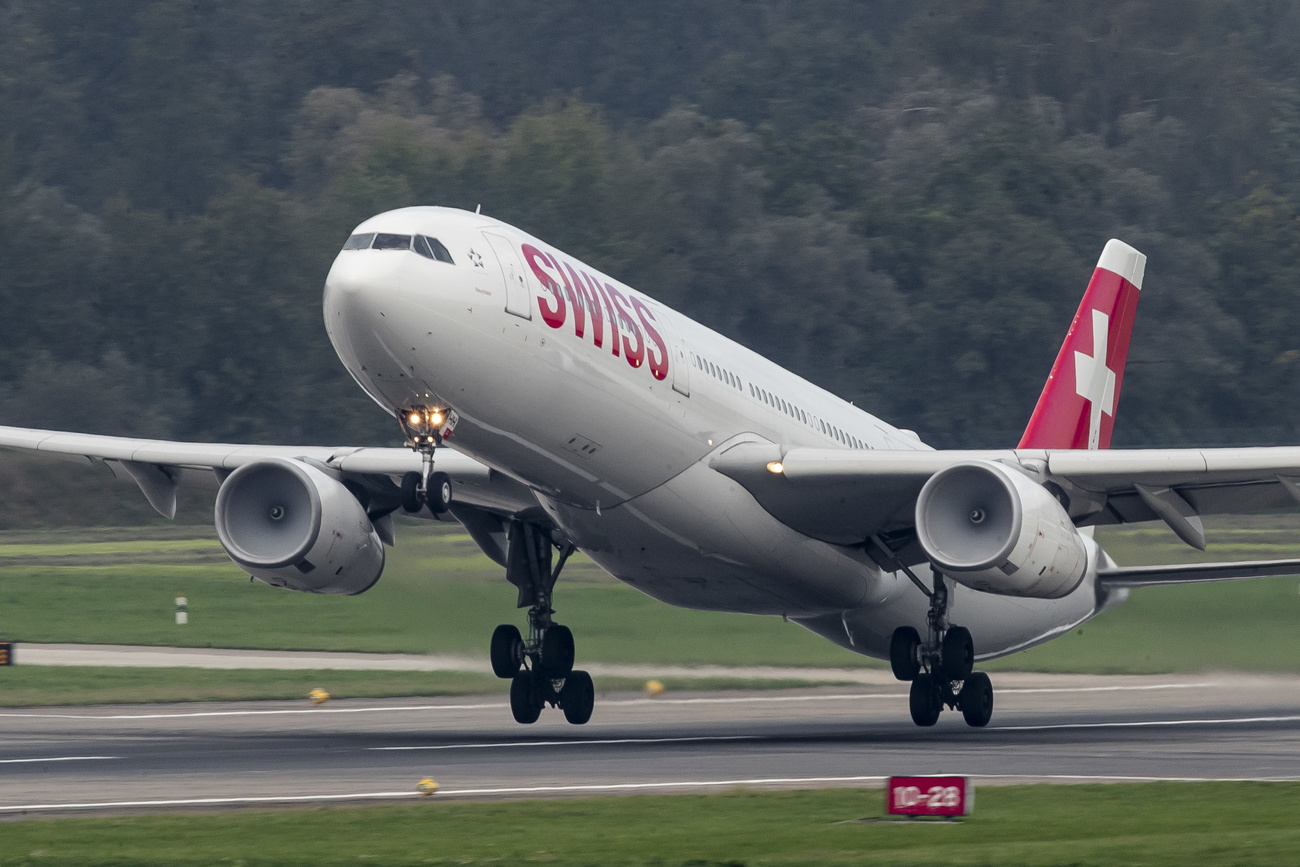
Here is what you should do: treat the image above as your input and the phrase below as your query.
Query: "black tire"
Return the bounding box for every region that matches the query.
[941,626,975,681]
[427,471,452,516]
[509,671,542,724]
[559,670,595,725]
[960,671,994,728]
[909,673,943,727]
[490,624,524,679]
[889,626,921,681]
[539,624,575,678]
[400,471,423,513]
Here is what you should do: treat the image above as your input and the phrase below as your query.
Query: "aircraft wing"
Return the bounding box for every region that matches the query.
[0,424,538,522]
[709,441,1300,555]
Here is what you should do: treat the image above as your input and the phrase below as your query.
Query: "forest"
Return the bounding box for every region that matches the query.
[4,0,1300,462]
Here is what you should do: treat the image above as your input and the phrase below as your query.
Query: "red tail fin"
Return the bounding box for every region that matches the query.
[1018,240,1145,450]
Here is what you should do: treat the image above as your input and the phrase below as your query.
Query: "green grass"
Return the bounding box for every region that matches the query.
[0,518,1299,677]
[0,521,874,667]
[0,783,1297,865]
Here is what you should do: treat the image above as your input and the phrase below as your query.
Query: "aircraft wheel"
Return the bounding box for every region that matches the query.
[490,624,524,679]
[940,626,974,681]
[426,471,453,516]
[909,673,943,727]
[959,671,994,728]
[889,626,921,681]
[400,471,423,513]
[539,624,575,678]
[509,671,543,724]
[559,670,595,725]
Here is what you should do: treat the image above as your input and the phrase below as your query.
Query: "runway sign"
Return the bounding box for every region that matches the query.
[886,776,972,817]
[0,642,11,665]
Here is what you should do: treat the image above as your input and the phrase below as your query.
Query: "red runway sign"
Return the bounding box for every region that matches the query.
[886,776,973,817]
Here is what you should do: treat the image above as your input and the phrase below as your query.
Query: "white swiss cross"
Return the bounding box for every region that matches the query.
[1074,309,1116,450]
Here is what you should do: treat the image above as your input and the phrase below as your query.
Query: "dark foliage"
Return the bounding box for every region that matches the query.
[1,1,1298,449]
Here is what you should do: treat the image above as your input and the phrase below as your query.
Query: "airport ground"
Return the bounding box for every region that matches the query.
[0,520,1299,863]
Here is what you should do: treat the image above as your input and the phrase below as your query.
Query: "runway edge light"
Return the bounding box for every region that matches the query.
[886,776,973,818]
[418,778,440,796]
[308,688,330,705]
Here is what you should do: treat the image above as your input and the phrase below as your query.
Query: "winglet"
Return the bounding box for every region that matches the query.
[1017,240,1144,450]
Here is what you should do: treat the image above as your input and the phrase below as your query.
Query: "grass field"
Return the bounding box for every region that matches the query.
[0,517,1299,677]
[0,783,1297,866]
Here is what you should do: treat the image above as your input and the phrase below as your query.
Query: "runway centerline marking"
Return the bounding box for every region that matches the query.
[0,756,120,764]
[0,682,1216,721]
[371,735,758,751]
[996,714,1300,732]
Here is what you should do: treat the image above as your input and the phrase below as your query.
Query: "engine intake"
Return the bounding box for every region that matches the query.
[914,460,1086,599]
[215,458,384,595]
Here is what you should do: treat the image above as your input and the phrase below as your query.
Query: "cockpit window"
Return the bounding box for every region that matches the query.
[342,232,375,250]
[413,235,454,264]
[427,236,454,264]
[372,233,413,250]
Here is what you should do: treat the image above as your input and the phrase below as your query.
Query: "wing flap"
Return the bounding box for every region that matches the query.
[0,425,537,518]
[1098,558,1300,588]
[712,441,1300,547]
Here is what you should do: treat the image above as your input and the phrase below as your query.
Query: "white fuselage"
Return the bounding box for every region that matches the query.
[323,207,1110,662]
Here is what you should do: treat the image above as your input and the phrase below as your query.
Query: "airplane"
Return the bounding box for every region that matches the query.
[5,206,1300,729]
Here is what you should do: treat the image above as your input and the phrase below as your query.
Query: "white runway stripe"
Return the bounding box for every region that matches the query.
[995,714,1300,732]
[0,756,119,764]
[371,735,758,751]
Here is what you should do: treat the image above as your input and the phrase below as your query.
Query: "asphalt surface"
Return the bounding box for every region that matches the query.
[1,672,1298,817]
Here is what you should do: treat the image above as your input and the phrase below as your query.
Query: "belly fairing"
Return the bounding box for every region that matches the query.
[538,452,887,617]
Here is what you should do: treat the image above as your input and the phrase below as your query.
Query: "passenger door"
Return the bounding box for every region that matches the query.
[482,232,532,320]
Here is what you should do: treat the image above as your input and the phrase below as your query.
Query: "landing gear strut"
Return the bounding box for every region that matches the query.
[491,521,594,725]
[890,566,993,728]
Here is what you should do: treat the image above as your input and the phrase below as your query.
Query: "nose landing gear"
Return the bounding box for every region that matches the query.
[890,566,994,728]
[491,521,594,725]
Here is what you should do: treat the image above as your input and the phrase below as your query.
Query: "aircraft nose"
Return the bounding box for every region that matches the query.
[322,252,398,371]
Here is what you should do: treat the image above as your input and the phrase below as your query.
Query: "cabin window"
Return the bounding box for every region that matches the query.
[372,233,413,250]
[342,233,375,250]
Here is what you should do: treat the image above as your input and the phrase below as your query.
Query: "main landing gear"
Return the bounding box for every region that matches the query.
[489,521,595,725]
[889,567,994,728]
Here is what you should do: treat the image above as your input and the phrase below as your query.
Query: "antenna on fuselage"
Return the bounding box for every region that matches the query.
[476,204,481,214]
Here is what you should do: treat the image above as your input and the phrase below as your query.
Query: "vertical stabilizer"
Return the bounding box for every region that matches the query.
[1017,240,1145,450]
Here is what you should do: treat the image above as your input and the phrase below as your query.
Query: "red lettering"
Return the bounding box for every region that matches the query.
[560,261,588,339]
[579,271,607,348]
[605,285,645,368]
[595,280,619,357]
[632,298,670,381]
[522,244,566,329]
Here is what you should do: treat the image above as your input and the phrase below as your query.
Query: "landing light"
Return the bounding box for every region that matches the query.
[767,461,785,474]
[399,404,450,450]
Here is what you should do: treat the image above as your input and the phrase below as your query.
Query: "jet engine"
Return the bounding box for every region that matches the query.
[214,457,384,595]
[914,460,1086,599]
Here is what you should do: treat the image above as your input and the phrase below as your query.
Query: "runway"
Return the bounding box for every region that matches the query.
[1,672,1298,816]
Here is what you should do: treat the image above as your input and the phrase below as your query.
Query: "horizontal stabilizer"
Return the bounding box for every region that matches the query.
[1097,558,1300,588]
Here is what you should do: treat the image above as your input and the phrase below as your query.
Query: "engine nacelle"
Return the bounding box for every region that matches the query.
[215,458,385,595]
[914,460,1086,599]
